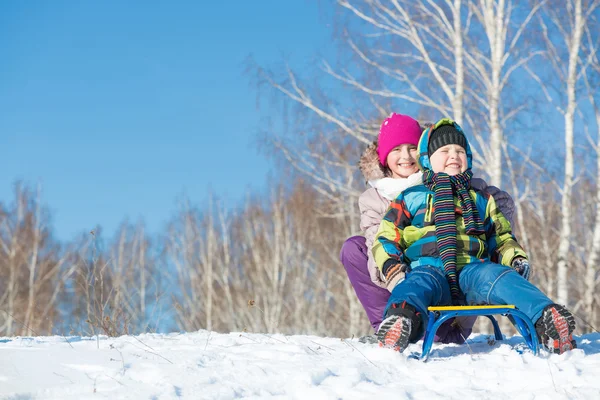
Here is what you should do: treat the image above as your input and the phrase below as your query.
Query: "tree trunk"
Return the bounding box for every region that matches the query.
[556,0,583,305]
[453,0,465,125]
[584,88,600,326]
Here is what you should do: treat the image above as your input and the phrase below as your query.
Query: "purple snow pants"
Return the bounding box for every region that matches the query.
[340,236,390,331]
[340,236,474,344]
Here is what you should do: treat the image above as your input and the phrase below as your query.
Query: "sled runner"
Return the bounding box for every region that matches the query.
[421,305,539,360]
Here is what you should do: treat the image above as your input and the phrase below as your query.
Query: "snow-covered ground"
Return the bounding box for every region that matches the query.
[1,330,599,399]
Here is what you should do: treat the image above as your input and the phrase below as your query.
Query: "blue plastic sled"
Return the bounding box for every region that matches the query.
[420,305,539,361]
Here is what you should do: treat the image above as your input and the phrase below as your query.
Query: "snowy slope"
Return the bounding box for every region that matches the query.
[1,331,599,399]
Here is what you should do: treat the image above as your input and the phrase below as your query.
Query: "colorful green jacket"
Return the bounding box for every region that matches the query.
[372,119,527,278]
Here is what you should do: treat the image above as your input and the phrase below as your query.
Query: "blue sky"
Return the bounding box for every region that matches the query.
[0,0,333,241]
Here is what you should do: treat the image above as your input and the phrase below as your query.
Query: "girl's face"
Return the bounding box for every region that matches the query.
[386,144,419,179]
[429,144,468,176]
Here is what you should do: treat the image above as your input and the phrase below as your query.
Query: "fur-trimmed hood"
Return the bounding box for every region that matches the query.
[359,141,386,181]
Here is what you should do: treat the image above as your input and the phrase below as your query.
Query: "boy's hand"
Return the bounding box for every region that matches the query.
[512,257,531,281]
[383,262,408,292]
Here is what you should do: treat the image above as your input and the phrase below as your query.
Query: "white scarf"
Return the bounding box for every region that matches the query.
[368,171,423,201]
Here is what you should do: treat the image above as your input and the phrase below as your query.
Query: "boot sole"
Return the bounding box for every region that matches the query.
[541,305,577,354]
[376,316,411,352]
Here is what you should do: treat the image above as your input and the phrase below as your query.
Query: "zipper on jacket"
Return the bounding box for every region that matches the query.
[425,194,433,223]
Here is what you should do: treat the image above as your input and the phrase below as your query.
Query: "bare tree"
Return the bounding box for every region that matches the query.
[66,222,161,337]
[167,198,212,332]
[528,0,599,305]
[466,0,546,185]
[581,19,600,328]
[252,0,594,334]
[337,0,466,120]
[168,194,250,333]
[0,182,72,336]
[109,221,162,332]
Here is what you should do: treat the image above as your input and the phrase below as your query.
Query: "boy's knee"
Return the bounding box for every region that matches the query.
[389,266,450,314]
[340,236,366,262]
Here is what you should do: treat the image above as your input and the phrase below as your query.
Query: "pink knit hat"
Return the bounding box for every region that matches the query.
[377,113,423,166]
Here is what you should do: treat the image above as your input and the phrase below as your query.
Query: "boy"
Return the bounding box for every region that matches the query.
[372,118,577,354]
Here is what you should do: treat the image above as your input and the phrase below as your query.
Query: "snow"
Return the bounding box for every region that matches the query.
[1,331,599,399]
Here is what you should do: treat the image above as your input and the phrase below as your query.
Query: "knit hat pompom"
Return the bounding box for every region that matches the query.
[377,113,423,166]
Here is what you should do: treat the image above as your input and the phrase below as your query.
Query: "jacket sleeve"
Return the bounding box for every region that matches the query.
[372,194,411,277]
[470,178,516,226]
[358,188,389,253]
[485,194,527,266]
[484,186,515,226]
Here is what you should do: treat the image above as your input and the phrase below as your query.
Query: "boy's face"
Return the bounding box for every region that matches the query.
[386,144,419,179]
[429,144,467,175]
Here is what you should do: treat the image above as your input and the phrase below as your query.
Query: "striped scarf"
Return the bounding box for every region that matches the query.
[422,169,484,301]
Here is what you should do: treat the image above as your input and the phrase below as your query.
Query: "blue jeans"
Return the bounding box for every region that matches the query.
[385,261,553,341]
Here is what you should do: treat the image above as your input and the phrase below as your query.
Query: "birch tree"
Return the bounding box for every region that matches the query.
[252,0,469,203]
[168,195,251,333]
[557,0,584,305]
[0,183,71,336]
[109,222,160,333]
[168,198,217,332]
[529,0,598,305]
[582,18,600,328]
[259,1,547,188]
[466,0,545,185]
[336,0,467,121]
